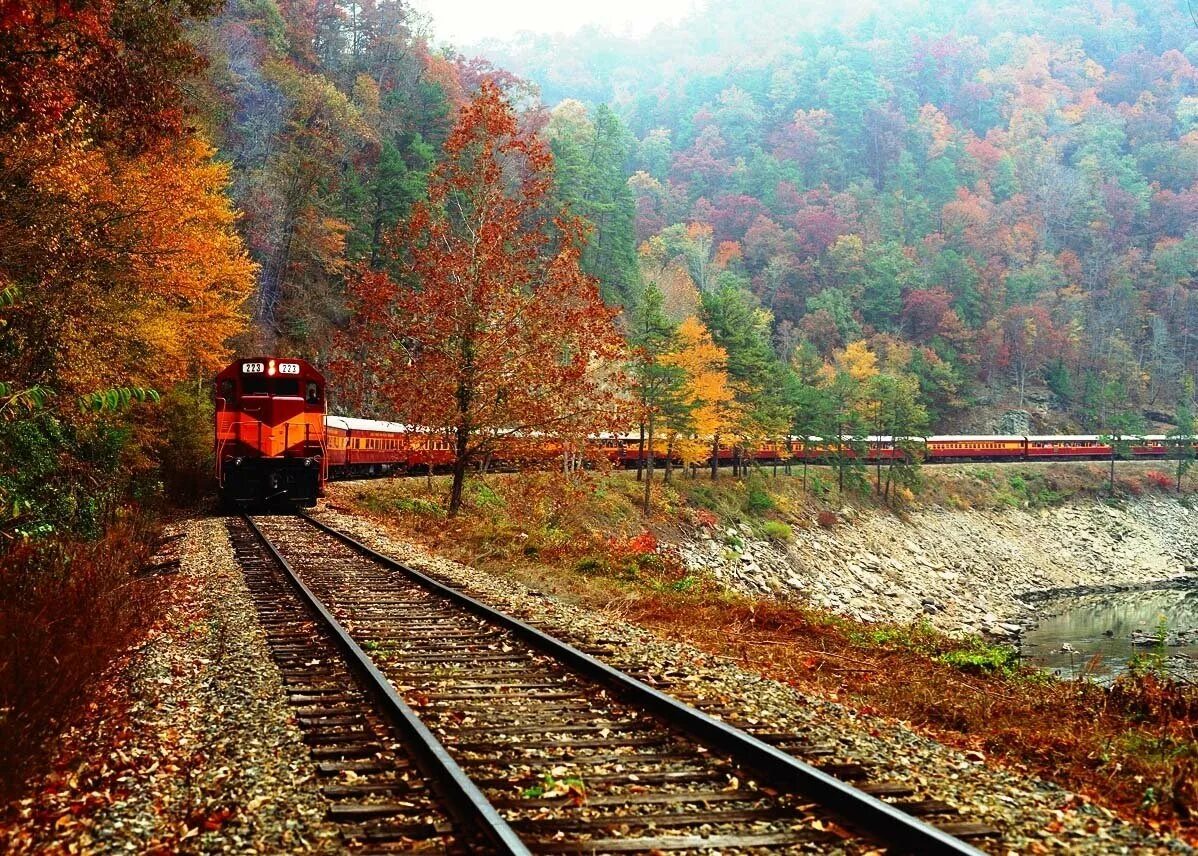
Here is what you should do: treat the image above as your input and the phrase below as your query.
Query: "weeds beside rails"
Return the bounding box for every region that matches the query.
[0,516,163,799]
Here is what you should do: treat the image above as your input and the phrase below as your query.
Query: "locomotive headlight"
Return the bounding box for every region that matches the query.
[303,457,312,467]
[268,359,276,376]
[234,457,244,467]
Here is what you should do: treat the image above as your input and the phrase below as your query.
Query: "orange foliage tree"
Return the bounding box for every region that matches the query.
[334,82,625,514]
[0,134,254,403]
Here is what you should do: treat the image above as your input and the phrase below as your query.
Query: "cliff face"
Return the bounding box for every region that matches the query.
[674,497,1198,638]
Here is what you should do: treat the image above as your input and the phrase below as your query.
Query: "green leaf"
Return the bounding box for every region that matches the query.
[78,386,161,413]
[0,383,52,419]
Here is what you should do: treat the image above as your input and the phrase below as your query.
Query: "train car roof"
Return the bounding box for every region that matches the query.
[326,415,413,433]
[927,435,1024,442]
[1025,435,1103,442]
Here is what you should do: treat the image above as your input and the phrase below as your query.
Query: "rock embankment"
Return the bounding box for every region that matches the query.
[675,497,1198,638]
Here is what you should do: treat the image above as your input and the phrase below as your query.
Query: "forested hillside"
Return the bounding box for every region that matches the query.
[479,0,1198,429]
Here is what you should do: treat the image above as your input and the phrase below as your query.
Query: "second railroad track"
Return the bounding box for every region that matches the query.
[232,512,998,854]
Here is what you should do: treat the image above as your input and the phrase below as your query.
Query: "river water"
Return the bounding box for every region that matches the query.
[1020,585,1198,681]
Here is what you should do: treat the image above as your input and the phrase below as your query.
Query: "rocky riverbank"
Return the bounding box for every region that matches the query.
[673,496,1198,639]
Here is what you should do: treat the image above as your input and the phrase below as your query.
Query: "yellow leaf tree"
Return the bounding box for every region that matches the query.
[662,316,743,481]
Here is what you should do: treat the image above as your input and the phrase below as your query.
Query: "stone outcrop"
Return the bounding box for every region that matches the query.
[673,497,1198,639]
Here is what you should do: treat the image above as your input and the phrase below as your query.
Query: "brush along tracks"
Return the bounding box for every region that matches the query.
[235,513,997,854]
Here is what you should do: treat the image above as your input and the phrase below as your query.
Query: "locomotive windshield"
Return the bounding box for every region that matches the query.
[242,376,269,396]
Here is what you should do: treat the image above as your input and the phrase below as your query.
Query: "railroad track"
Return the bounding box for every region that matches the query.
[232,512,998,854]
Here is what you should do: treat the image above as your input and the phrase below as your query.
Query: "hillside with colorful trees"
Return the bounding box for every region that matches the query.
[477,0,1198,431]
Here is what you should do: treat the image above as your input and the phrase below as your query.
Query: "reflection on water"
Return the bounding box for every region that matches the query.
[1021,587,1198,680]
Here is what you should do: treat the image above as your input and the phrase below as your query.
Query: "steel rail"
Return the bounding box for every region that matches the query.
[298,510,987,855]
[241,514,530,856]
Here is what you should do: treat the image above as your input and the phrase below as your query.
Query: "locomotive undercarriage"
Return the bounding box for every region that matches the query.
[220,457,322,508]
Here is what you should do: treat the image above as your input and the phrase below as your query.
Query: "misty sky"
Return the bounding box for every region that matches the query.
[409,0,702,45]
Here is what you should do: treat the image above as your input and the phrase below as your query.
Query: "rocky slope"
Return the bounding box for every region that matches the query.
[675,497,1198,638]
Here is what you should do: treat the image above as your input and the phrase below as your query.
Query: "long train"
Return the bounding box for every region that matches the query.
[215,358,1184,506]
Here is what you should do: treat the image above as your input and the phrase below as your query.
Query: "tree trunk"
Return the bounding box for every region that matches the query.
[637,422,645,481]
[643,414,655,514]
[448,425,470,516]
[1109,443,1116,492]
[837,427,845,493]
[711,433,719,480]
[664,436,674,484]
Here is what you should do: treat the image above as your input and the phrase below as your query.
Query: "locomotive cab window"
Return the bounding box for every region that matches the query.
[218,379,234,400]
[242,376,269,396]
[274,378,300,397]
[306,382,320,404]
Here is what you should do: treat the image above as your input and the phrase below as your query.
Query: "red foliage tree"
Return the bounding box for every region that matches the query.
[334,81,626,514]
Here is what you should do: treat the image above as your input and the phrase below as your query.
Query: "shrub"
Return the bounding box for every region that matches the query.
[468,480,504,508]
[1144,470,1174,491]
[744,481,775,513]
[0,518,163,798]
[817,510,838,528]
[573,556,604,574]
[395,496,444,516]
[937,643,1019,675]
[157,383,215,506]
[761,520,793,542]
[1003,471,1066,508]
[627,531,658,553]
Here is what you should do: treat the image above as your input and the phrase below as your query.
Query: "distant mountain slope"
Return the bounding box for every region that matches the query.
[476,0,1198,427]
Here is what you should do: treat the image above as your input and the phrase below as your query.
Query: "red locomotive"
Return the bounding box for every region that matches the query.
[214,358,327,506]
[214,357,1185,506]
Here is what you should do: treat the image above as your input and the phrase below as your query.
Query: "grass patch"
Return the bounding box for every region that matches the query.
[937,642,1020,675]
[760,520,793,542]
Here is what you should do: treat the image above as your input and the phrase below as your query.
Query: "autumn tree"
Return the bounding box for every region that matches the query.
[1,0,255,534]
[818,342,877,494]
[867,371,929,503]
[661,316,740,482]
[627,283,685,511]
[334,81,624,515]
[701,281,784,476]
[988,305,1062,407]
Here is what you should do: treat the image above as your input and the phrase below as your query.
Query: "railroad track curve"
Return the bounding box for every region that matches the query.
[231,512,998,854]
